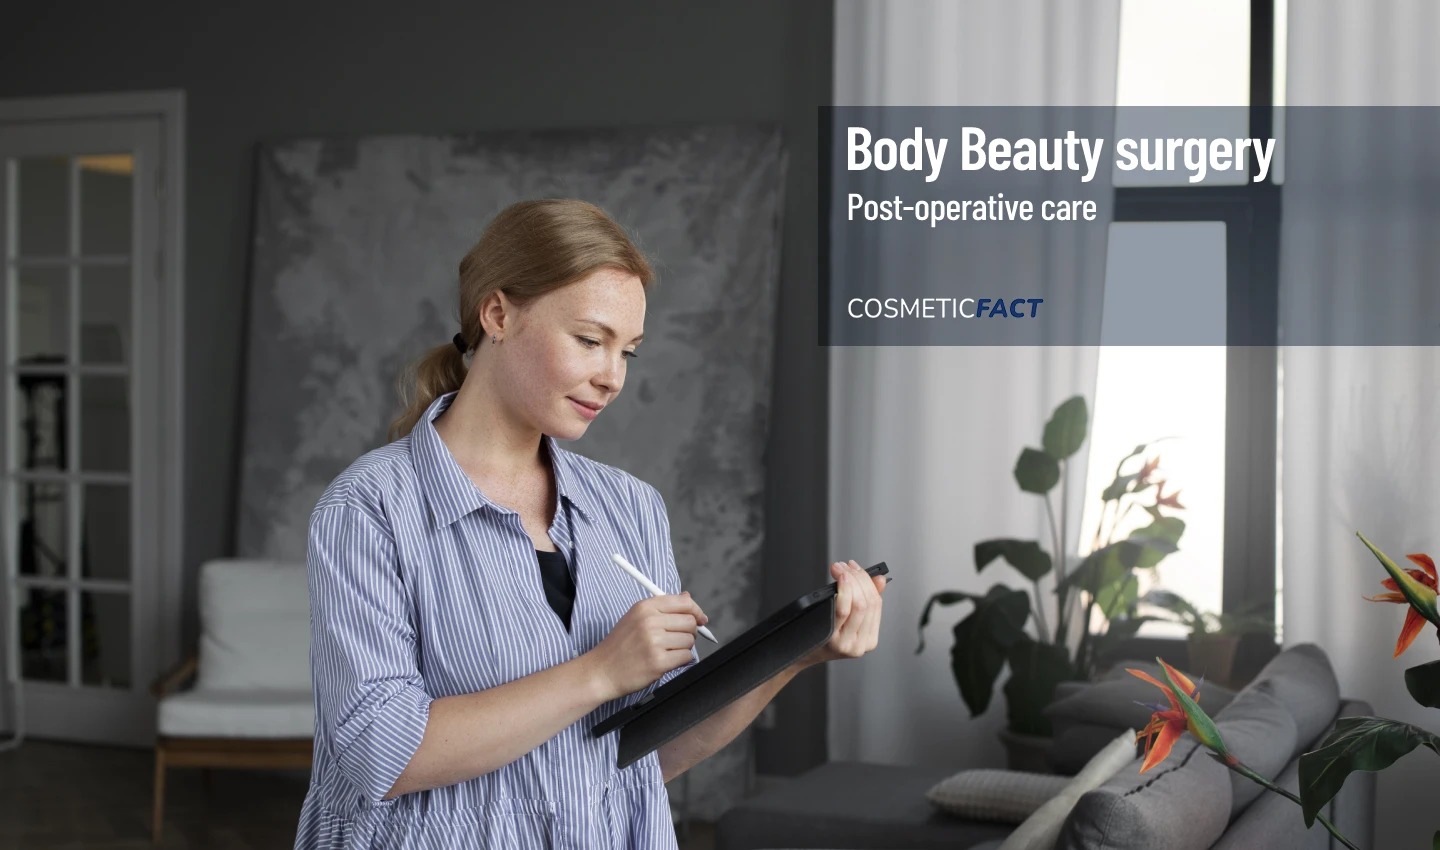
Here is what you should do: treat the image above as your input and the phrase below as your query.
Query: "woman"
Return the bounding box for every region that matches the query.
[294,199,886,849]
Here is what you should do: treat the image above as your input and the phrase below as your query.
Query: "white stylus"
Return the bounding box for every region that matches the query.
[610,553,719,643]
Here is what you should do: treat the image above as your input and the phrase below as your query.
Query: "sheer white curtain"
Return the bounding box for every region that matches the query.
[829,0,1120,766]
[1280,3,1440,847]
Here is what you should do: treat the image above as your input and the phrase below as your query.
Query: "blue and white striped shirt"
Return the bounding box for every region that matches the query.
[294,391,695,849]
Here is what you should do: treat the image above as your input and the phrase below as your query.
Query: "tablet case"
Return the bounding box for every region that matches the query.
[592,562,890,769]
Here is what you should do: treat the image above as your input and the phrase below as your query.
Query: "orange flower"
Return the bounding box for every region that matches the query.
[1128,660,1226,772]
[1155,481,1185,510]
[1137,455,1161,485]
[1363,551,1438,657]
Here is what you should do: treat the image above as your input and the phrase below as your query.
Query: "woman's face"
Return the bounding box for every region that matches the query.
[497,267,646,440]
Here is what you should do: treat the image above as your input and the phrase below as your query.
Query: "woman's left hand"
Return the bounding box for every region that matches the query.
[795,560,887,670]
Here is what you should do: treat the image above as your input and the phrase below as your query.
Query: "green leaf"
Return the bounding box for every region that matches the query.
[916,591,973,653]
[1432,829,1439,850]
[950,585,1031,718]
[1014,448,1061,494]
[1042,396,1088,460]
[1128,518,1185,568]
[1298,716,1440,827]
[1003,638,1078,736]
[975,539,1053,581]
[1406,660,1440,709]
[1060,538,1174,594]
[1097,574,1139,620]
[1101,472,1138,502]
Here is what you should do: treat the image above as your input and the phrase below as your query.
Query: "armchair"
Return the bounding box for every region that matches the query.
[149,559,314,843]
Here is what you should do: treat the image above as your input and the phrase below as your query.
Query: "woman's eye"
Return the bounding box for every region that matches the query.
[622,349,639,360]
[577,336,601,348]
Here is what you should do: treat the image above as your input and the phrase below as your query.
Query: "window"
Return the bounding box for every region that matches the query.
[1078,1,1283,639]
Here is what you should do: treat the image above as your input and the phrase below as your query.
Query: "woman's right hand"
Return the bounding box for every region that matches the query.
[584,593,708,701]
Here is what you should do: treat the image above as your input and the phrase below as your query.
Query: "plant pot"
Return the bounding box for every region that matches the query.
[1186,633,1242,688]
[997,727,1054,773]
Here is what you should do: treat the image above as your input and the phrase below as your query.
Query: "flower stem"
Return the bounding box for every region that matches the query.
[1224,760,1360,850]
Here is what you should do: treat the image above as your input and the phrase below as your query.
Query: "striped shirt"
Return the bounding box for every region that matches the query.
[294,391,696,849]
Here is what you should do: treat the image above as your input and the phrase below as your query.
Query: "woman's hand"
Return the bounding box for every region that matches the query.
[583,593,709,702]
[795,560,888,670]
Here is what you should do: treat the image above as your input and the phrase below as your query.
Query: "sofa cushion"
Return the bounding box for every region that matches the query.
[197,559,311,691]
[1044,661,1236,738]
[1211,681,1299,818]
[158,688,314,738]
[1048,723,1133,776]
[1055,735,1232,850]
[1241,644,1339,756]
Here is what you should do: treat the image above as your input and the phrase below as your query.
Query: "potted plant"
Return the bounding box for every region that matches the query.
[1139,589,1275,689]
[916,395,1186,771]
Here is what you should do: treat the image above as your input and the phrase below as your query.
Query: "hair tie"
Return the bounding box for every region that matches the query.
[452,333,468,354]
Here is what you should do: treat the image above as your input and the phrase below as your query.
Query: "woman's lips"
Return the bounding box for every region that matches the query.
[569,397,602,420]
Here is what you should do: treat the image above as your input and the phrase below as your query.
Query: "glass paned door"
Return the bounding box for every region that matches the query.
[1,117,165,745]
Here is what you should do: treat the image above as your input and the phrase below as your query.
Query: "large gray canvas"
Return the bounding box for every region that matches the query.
[237,125,786,819]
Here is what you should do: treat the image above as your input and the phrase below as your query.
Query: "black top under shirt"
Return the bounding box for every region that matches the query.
[535,548,576,630]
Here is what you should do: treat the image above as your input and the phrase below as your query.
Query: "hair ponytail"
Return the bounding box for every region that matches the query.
[388,341,470,442]
[388,199,654,441]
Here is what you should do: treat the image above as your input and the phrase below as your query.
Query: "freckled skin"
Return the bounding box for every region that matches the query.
[491,267,646,441]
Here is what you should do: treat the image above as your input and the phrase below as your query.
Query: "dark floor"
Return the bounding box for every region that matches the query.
[0,740,717,849]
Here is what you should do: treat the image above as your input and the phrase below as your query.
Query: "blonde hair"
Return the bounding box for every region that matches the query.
[388,199,654,441]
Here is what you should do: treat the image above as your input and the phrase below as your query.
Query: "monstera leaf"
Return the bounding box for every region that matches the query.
[1299,716,1440,827]
[975,539,1052,581]
[941,585,1031,718]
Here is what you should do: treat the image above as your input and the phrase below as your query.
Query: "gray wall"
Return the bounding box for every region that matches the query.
[1,0,833,774]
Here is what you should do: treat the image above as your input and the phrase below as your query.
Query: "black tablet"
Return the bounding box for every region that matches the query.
[592,561,889,767]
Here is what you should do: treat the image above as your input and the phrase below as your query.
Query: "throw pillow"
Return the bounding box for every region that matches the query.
[926,770,1071,823]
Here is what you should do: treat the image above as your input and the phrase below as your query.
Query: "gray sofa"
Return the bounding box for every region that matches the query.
[715,644,1374,850]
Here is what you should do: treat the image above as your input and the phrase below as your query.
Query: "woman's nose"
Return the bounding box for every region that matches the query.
[594,353,625,393]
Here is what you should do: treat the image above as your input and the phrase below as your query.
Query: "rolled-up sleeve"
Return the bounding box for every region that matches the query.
[639,483,700,687]
[308,504,433,804]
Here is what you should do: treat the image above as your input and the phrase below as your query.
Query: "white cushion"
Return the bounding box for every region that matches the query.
[158,688,313,738]
[998,729,1139,850]
[926,769,1071,823]
[196,559,311,691]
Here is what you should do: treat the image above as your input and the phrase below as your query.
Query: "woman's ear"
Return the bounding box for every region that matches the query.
[478,290,513,339]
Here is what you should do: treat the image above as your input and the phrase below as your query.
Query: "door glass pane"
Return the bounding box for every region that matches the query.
[81,591,130,688]
[80,375,129,472]
[78,155,133,256]
[20,586,68,682]
[16,157,70,257]
[16,266,69,364]
[81,265,130,364]
[1079,222,1228,637]
[17,376,67,471]
[16,481,67,578]
[82,484,129,581]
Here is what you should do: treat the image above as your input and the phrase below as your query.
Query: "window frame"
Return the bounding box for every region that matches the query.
[1110,0,1281,647]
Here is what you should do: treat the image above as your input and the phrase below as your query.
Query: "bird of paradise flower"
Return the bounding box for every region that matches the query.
[1128,659,1361,850]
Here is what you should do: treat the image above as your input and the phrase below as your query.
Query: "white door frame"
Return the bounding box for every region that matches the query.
[0,91,184,744]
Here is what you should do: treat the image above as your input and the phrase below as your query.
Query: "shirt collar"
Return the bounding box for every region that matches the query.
[411,391,597,529]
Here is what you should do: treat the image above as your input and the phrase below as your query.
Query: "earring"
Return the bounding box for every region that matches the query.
[491,334,497,345]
